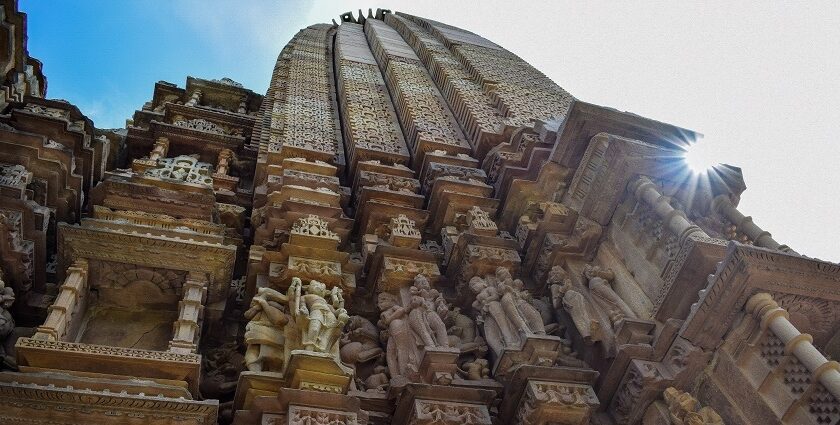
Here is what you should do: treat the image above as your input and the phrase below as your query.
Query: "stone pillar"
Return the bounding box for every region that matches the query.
[712,195,796,253]
[629,176,708,246]
[747,292,840,399]
[33,259,88,341]
[149,137,170,162]
[216,148,233,176]
[185,89,202,106]
[169,272,207,354]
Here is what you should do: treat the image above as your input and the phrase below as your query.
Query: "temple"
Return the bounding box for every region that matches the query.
[0,2,837,424]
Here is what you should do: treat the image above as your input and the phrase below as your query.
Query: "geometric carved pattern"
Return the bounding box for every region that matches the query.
[144,155,214,187]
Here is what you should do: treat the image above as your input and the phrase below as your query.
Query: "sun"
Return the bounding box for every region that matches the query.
[682,142,718,174]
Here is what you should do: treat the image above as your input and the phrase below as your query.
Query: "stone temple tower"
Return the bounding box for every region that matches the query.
[0,4,837,425]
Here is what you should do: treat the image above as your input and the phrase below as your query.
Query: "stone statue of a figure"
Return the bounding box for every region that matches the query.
[341,315,384,389]
[340,315,383,366]
[377,291,419,381]
[660,387,724,425]
[549,266,601,343]
[0,278,15,369]
[584,264,636,325]
[407,274,449,348]
[495,267,546,335]
[377,274,455,382]
[290,278,349,354]
[469,275,519,355]
[468,267,547,355]
[244,287,289,372]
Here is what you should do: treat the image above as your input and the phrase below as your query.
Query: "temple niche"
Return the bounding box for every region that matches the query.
[0,2,837,425]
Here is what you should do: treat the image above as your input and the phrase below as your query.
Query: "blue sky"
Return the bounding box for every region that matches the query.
[20,1,840,261]
[22,0,314,128]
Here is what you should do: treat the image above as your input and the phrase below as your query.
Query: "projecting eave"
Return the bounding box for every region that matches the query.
[549,100,701,168]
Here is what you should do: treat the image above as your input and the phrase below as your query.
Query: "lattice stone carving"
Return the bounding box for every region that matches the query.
[338,58,409,157]
[386,14,505,146]
[144,155,214,187]
[291,215,339,241]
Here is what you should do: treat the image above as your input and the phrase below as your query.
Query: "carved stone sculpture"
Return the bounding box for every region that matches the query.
[659,387,724,425]
[244,287,289,372]
[550,266,600,342]
[200,342,244,423]
[446,307,487,357]
[341,315,384,388]
[289,278,349,354]
[585,264,636,325]
[495,267,546,335]
[468,267,555,360]
[0,277,15,369]
[459,358,490,380]
[469,275,520,355]
[377,291,420,381]
[361,364,390,393]
[340,315,384,366]
[407,274,450,348]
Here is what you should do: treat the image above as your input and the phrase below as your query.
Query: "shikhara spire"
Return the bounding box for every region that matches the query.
[0,2,836,424]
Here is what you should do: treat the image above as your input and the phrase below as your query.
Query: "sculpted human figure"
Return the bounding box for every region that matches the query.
[340,315,383,366]
[362,364,390,393]
[407,274,449,348]
[244,287,289,372]
[341,315,384,386]
[458,358,490,380]
[494,267,546,335]
[469,276,520,355]
[377,292,419,380]
[0,279,16,369]
[584,265,636,325]
[556,217,602,257]
[662,387,724,425]
[446,307,486,355]
[549,266,600,342]
[290,278,349,354]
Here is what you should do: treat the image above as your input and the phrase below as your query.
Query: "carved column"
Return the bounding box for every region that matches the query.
[215,148,233,176]
[132,137,170,173]
[149,137,170,162]
[712,195,796,253]
[33,259,88,341]
[747,292,840,399]
[185,89,202,106]
[169,272,208,354]
[629,176,707,247]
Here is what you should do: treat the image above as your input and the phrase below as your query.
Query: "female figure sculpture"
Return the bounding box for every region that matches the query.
[377,292,419,381]
[244,287,289,372]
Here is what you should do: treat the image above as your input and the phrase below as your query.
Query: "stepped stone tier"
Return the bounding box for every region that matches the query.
[0,3,837,424]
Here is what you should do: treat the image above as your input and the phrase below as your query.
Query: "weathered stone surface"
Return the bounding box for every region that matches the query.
[0,3,831,425]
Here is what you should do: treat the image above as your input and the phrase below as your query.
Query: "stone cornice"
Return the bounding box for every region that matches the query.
[681,242,840,350]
